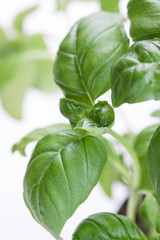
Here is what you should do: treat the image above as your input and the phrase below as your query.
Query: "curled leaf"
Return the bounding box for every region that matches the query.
[60,98,91,126]
[89,101,115,127]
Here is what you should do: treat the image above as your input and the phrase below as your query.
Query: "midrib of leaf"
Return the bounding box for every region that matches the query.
[89,40,124,96]
[75,54,94,106]
[59,151,71,214]
[82,139,88,199]
[75,27,94,107]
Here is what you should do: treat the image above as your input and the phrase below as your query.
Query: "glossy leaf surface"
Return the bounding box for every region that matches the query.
[140,193,160,233]
[72,212,147,239]
[111,39,160,107]
[75,118,109,136]
[89,101,115,127]
[134,125,158,190]
[128,0,160,41]
[100,0,119,12]
[54,12,129,106]
[12,124,70,156]
[147,125,160,201]
[60,98,91,126]
[24,130,107,239]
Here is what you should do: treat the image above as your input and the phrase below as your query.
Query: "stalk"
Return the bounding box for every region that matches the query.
[126,193,138,221]
[108,129,141,190]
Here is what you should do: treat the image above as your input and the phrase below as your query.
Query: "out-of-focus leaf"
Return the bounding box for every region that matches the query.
[56,0,94,10]
[123,132,135,145]
[134,125,159,190]
[56,0,119,12]
[0,37,55,118]
[128,0,160,41]
[54,12,129,106]
[99,0,119,12]
[151,110,160,119]
[0,8,57,119]
[72,212,147,239]
[13,6,37,33]
[147,125,160,202]
[99,137,122,197]
[24,130,107,239]
[111,39,160,107]
[12,123,70,156]
[140,193,160,233]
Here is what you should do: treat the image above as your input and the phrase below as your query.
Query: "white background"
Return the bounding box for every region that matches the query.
[0,0,160,239]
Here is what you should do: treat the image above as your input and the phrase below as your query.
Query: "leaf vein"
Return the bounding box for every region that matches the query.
[59,151,71,214]
[89,41,124,95]
[80,24,118,65]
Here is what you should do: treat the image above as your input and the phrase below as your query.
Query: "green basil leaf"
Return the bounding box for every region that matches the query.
[134,125,159,190]
[99,0,119,12]
[128,0,160,41]
[24,130,107,239]
[0,9,57,119]
[151,110,160,119]
[54,12,129,106]
[0,45,55,118]
[72,212,147,239]
[111,39,160,107]
[12,124,70,156]
[89,101,115,127]
[140,193,160,233]
[60,98,91,127]
[13,6,37,33]
[147,125,160,202]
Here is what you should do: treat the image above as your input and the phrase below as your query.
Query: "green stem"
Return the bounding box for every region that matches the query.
[108,129,141,190]
[136,189,152,196]
[110,157,132,186]
[126,193,138,221]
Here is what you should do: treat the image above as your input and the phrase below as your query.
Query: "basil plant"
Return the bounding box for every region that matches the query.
[13,0,160,239]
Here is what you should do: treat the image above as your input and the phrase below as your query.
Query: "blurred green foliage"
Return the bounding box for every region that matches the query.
[0,6,57,119]
[56,0,119,12]
[0,1,119,119]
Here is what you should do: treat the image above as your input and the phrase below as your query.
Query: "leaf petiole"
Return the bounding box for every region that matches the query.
[108,129,141,190]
